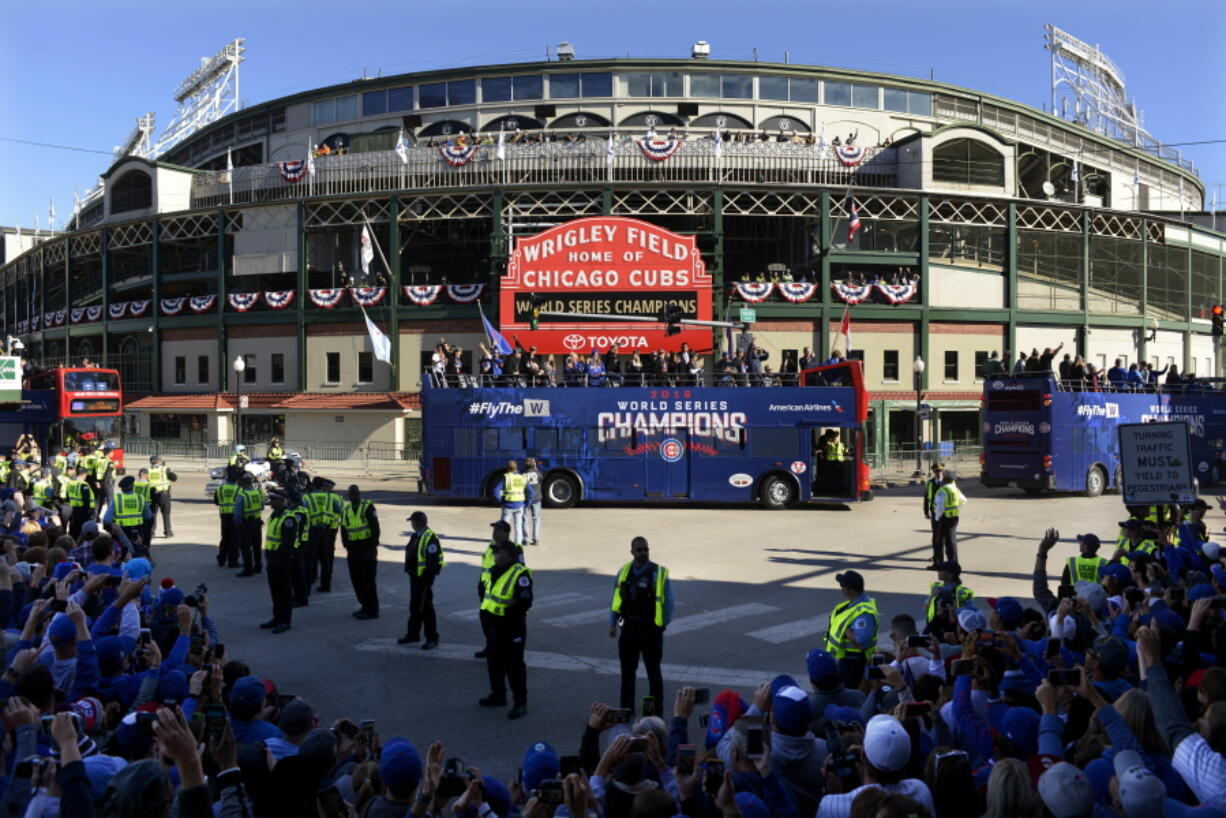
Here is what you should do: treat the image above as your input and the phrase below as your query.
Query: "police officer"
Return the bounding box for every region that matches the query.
[609,536,672,710]
[229,444,250,469]
[1114,519,1159,565]
[399,510,443,649]
[232,473,265,576]
[214,468,242,568]
[495,460,533,546]
[816,429,845,491]
[931,471,965,564]
[476,520,526,658]
[924,561,973,623]
[51,449,67,476]
[95,442,117,516]
[66,466,95,539]
[287,490,312,607]
[478,538,533,719]
[105,475,152,558]
[30,468,56,513]
[304,477,342,593]
[1063,533,1108,584]
[824,570,878,689]
[260,491,298,634]
[267,437,285,480]
[134,468,153,547]
[340,484,380,620]
[922,462,945,568]
[147,455,175,538]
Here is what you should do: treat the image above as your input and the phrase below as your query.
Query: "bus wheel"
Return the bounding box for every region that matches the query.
[1084,466,1106,498]
[759,475,796,510]
[542,473,579,509]
[1113,465,1124,494]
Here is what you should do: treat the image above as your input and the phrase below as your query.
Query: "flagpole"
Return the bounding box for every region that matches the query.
[226,147,234,205]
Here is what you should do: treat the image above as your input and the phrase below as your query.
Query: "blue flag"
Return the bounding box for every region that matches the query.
[480,307,513,355]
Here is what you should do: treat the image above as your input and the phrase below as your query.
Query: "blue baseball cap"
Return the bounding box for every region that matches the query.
[1101,563,1132,586]
[48,615,77,644]
[806,649,838,685]
[380,739,423,799]
[522,741,559,792]
[124,558,153,580]
[770,674,799,697]
[822,704,865,727]
[988,597,1024,629]
[1189,583,1216,602]
[482,777,511,818]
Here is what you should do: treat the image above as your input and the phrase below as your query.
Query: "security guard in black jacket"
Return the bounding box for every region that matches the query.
[214,468,242,568]
[260,491,298,634]
[922,462,945,567]
[341,484,381,620]
[475,520,525,658]
[400,510,443,649]
[609,536,673,710]
[477,537,533,719]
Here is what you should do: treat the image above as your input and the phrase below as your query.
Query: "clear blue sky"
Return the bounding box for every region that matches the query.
[1,0,1222,229]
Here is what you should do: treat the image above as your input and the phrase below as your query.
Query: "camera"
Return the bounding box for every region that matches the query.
[823,726,861,793]
[537,780,564,805]
[437,757,472,799]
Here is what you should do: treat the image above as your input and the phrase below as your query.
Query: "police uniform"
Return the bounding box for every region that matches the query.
[260,494,298,633]
[214,473,241,568]
[232,476,265,575]
[66,471,96,539]
[106,478,152,558]
[94,446,116,515]
[1062,534,1108,583]
[923,464,945,566]
[288,493,312,606]
[497,468,531,546]
[340,492,381,619]
[30,472,56,511]
[924,564,974,623]
[147,457,174,537]
[401,512,444,647]
[816,431,846,491]
[228,447,250,469]
[478,544,533,718]
[825,571,878,689]
[931,476,964,564]
[304,479,343,593]
[610,555,672,709]
[267,440,285,482]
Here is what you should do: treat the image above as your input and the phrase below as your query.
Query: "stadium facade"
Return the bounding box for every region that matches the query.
[1,47,1223,465]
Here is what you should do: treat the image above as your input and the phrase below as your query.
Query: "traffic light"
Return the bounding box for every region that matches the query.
[660,303,684,336]
[529,293,547,331]
[1213,304,1224,337]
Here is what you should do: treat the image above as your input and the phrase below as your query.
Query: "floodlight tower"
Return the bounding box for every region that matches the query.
[149,38,246,158]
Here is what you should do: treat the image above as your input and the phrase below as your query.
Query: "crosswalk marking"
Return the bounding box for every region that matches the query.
[746,614,830,645]
[449,592,591,622]
[665,603,780,636]
[543,607,614,628]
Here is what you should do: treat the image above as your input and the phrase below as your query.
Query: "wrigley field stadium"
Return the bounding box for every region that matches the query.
[1,31,1222,470]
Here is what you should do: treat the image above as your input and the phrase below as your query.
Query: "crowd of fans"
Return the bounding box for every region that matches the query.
[979,344,1216,394]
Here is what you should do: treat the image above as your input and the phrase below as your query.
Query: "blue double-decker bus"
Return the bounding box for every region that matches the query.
[419,363,871,508]
[980,373,1226,496]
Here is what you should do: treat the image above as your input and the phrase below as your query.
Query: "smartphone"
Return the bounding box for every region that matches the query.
[906,635,929,648]
[627,736,649,752]
[744,718,764,759]
[1125,588,1146,607]
[337,720,360,739]
[607,708,633,724]
[104,575,122,587]
[1048,668,1082,686]
[902,701,931,718]
[698,713,710,729]
[641,696,657,718]
[692,688,710,705]
[1169,588,1186,603]
[559,755,582,778]
[359,719,376,742]
[136,712,158,737]
[703,760,725,793]
[317,784,349,818]
[14,756,43,779]
[40,713,82,738]
[213,644,225,660]
[1210,598,1226,611]
[870,653,888,666]
[537,780,564,806]
[676,744,696,776]
[189,634,205,654]
[138,628,152,647]
[1058,584,1077,600]
[951,659,975,676]
[866,666,887,681]
[203,703,227,741]
[49,599,67,613]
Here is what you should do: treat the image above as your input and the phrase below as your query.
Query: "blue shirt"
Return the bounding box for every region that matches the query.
[846,593,877,651]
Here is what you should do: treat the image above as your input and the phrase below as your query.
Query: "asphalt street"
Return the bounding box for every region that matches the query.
[149,468,1137,781]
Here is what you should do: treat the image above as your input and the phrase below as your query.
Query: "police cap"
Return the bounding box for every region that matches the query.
[267,491,287,503]
[931,462,945,472]
[409,511,428,523]
[835,570,865,592]
[315,477,336,490]
[150,455,161,464]
[1076,533,1102,551]
[1118,519,1146,530]
[239,473,256,485]
[118,475,135,491]
[490,520,511,532]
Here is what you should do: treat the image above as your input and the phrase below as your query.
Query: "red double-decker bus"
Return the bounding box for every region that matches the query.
[20,367,125,468]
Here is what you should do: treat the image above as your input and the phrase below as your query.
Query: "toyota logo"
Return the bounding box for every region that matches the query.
[563,334,587,350]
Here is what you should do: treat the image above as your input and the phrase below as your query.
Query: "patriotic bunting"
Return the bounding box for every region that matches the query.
[834,145,867,166]
[832,281,874,304]
[777,282,818,303]
[16,321,27,335]
[108,303,127,320]
[43,312,56,328]
[402,285,441,306]
[161,298,186,316]
[875,280,918,305]
[276,160,310,182]
[53,310,66,327]
[86,306,102,322]
[350,287,387,307]
[70,308,85,324]
[228,292,261,312]
[31,316,40,331]
[264,290,295,310]
[308,289,346,308]
[128,300,150,317]
[189,295,217,313]
[637,138,684,162]
[446,283,484,303]
[438,144,479,167]
[733,282,774,302]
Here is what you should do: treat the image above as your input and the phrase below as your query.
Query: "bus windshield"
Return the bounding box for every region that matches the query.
[63,371,120,392]
[58,417,122,452]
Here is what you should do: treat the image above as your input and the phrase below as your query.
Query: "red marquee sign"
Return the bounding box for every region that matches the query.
[501,217,712,354]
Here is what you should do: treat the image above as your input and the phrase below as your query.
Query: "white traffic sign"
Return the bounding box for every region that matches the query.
[1118,421,1196,506]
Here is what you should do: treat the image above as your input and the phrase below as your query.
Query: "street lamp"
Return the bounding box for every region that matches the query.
[912,356,926,478]
[232,355,246,447]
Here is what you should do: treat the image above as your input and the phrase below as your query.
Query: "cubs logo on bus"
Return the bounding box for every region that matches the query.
[660,438,684,462]
[728,473,752,487]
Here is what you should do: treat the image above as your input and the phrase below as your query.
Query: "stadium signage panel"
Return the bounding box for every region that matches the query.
[502,217,712,353]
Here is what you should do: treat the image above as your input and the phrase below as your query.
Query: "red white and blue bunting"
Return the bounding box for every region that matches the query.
[189,295,217,313]
[16,321,27,335]
[876,280,918,305]
[350,287,387,307]
[637,138,684,162]
[402,285,441,306]
[832,281,874,304]
[276,160,310,182]
[733,282,774,302]
[55,310,66,327]
[128,300,150,317]
[446,283,485,303]
[86,306,102,322]
[834,145,867,167]
[309,289,346,309]
[439,144,479,167]
[228,292,261,312]
[161,298,186,316]
[265,290,295,310]
[30,316,40,331]
[777,282,818,303]
[70,308,86,324]
[43,312,57,328]
[108,303,127,320]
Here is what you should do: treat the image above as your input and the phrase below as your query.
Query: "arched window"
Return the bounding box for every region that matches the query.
[932,138,1004,186]
[110,169,153,213]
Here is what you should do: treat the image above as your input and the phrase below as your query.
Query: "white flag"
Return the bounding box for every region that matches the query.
[47,199,56,231]
[1070,160,1080,183]
[360,225,374,275]
[816,133,827,157]
[307,143,316,177]
[496,127,506,161]
[73,189,81,218]
[1132,167,1140,188]
[713,129,722,159]
[226,148,234,173]
[362,308,392,364]
[606,131,615,165]
[33,213,39,237]
[394,129,409,164]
